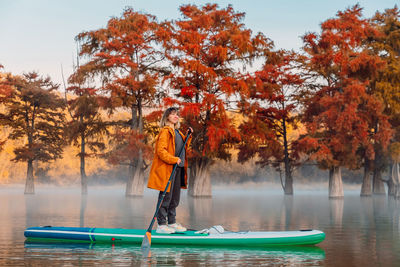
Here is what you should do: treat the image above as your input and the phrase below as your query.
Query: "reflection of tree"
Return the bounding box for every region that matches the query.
[373,196,387,264]
[360,197,374,228]
[126,196,146,228]
[24,194,37,266]
[329,199,344,227]
[79,195,87,227]
[357,196,397,265]
[24,195,36,227]
[280,195,293,230]
[188,196,212,230]
[388,197,400,230]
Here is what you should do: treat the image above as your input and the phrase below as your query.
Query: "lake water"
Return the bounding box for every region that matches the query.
[1,185,400,266]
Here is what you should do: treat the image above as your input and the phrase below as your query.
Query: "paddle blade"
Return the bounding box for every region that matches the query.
[141,231,152,256]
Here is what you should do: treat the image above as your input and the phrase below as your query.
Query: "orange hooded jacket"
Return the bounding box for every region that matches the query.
[147,126,192,192]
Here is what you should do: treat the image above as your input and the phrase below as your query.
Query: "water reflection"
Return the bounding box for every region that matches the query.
[281,196,293,230]
[3,187,400,266]
[388,197,400,231]
[80,195,87,227]
[24,242,325,266]
[25,195,35,227]
[329,199,344,227]
[187,196,212,230]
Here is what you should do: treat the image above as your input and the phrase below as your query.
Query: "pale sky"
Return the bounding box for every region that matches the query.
[0,0,398,86]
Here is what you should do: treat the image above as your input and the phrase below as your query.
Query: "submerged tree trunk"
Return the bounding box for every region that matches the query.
[80,157,88,195]
[80,125,88,195]
[125,103,145,197]
[372,169,386,195]
[329,166,343,198]
[391,162,400,199]
[189,158,212,197]
[387,163,395,196]
[126,153,145,197]
[387,178,395,196]
[282,117,293,195]
[372,145,386,195]
[283,161,293,195]
[25,159,35,194]
[361,158,372,197]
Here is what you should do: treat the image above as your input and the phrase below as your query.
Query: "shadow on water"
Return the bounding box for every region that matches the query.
[24,242,325,266]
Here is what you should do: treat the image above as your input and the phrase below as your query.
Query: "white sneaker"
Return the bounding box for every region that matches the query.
[156,224,175,234]
[168,223,187,232]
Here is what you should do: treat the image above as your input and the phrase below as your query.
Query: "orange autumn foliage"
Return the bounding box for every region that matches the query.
[299,5,392,170]
[165,3,271,162]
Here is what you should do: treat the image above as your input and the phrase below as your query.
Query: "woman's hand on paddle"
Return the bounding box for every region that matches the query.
[176,158,182,165]
[187,127,193,135]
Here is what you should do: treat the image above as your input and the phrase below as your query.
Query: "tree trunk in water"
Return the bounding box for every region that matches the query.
[392,162,400,199]
[125,103,145,197]
[372,144,386,195]
[329,166,343,198]
[360,159,372,197]
[80,129,88,195]
[387,163,395,196]
[80,162,88,195]
[396,187,400,199]
[281,117,293,195]
[126,154,145,197]
[283,163,293,195]
[388,178,395,196]
[24,160,35,194]
[189,158,212,197]
[372,169,386,195]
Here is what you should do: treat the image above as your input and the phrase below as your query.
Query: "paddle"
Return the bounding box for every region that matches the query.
[141,129,192,256]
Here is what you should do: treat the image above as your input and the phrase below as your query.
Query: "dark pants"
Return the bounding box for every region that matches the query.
[156,167,183,225]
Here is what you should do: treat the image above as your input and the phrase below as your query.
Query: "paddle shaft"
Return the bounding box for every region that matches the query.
[145,130,191,233]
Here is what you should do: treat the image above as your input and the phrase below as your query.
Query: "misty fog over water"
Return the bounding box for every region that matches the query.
[1,184,400,266]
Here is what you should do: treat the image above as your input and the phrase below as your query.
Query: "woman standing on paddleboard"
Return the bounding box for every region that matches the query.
[147,107,193,234]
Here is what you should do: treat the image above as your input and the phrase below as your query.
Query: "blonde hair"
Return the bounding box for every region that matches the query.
[159,107,180,129]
